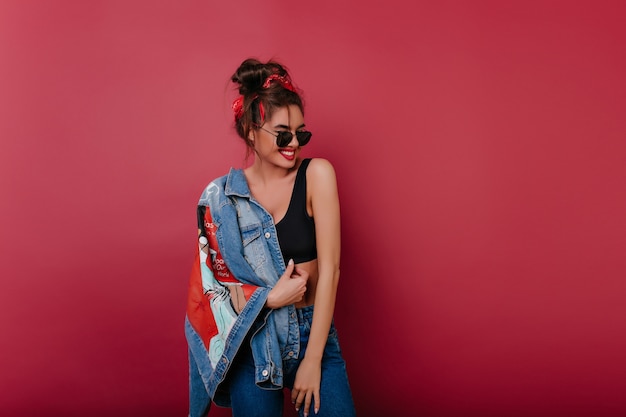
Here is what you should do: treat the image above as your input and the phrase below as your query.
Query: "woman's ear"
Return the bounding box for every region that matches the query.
[248,130,255,143]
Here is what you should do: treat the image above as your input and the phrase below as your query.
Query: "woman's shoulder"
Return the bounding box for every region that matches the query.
[306,158,337,183]
[198,169,236,205]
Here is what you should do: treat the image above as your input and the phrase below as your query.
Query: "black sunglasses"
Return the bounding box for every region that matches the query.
[259,126,312,147]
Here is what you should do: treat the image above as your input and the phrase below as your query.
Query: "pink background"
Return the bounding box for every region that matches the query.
[1,1,625,416]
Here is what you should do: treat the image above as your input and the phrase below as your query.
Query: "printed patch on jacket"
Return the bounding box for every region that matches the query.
[187,206,256,367]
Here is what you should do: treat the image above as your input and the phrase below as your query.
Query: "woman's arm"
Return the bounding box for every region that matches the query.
[292,158,341,416]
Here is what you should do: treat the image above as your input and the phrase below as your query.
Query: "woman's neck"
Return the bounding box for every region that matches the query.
[245,158,298,186]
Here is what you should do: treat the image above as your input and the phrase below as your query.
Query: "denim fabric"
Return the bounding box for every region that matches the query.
[227,305,356,417]
[187,168,300,416]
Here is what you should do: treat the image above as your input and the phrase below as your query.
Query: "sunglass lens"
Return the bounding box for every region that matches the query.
[276,131,293,147]
[296,131,312,146]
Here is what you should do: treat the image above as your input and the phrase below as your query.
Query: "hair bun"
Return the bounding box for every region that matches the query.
[231,58,289,96]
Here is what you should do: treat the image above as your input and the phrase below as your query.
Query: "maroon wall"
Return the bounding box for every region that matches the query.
[1,1,625,416]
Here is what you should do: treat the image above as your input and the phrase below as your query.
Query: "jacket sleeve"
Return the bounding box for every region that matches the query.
[186,205,260,367]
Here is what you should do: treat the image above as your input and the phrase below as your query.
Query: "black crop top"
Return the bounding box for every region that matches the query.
[275,158,317,263]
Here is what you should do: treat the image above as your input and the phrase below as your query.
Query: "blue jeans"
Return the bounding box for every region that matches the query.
[227,305,356,417]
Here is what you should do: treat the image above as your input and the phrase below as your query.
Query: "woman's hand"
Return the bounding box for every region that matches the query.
[291,357,321,416]
[266,259,308,309]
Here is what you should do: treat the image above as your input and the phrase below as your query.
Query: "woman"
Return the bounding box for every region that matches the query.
[185,58,355,417]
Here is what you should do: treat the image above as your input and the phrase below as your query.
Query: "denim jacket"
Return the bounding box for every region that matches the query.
[185,168,300,417]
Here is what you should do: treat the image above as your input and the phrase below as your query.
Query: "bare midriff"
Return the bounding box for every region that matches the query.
[294,258,318,308]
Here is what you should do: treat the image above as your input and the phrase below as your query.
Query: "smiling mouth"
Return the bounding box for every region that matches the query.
[279,149,295,158]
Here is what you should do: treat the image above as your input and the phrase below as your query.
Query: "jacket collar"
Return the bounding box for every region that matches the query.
[224,167,252,198]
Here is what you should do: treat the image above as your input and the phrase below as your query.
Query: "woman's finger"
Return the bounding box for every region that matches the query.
[314,388,320,414]
[303,390,313,417]
[294,389,306,412]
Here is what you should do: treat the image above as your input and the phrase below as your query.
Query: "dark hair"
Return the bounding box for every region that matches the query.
[231,58,304,150]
